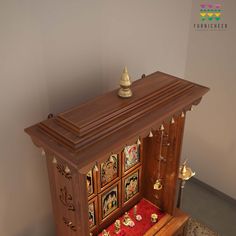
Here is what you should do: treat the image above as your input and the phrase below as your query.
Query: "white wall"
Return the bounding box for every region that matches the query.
[0,1,192,235]
[183,0,236,199]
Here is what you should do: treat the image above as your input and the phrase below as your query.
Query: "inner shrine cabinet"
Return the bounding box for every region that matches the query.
[25,71,209,236]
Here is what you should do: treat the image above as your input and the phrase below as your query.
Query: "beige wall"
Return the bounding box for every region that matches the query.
[183,0,236,199]
[0,1,194,235]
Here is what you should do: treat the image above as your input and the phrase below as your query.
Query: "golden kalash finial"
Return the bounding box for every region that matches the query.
[118,67,133,98]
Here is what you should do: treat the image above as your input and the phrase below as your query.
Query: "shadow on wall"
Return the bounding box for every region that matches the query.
[12,213,55,236]
[46,70,103,115]
[182,128,231,195]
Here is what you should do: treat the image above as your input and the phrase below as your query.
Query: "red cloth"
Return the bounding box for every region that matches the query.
[98,198,165,236]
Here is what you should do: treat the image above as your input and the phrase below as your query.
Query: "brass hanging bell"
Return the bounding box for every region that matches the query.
[154,179,163,190]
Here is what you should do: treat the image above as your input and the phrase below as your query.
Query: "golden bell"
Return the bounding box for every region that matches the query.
[154,179,163,190]
[160,124,165,131]
[118,67,133,98]
[148,131,154,138]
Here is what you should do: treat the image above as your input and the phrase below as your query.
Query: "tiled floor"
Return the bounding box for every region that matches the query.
[182,179,236,236]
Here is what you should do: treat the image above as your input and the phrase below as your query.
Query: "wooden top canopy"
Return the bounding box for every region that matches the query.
[25,71,209,171]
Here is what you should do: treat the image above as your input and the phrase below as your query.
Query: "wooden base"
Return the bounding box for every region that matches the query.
[145,209,189,236]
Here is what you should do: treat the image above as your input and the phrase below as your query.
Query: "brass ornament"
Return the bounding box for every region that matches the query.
[123,212,135,227]
[181,112,185,118]
[151,213,158,223]
[118,67,133,98]
[114,220,121,234]
[171,117,175,124]
[179,160,195,181]
[177,160,195,208]
[102,229,110,236]
[94,163,99,172]
[65,166,71,174]
[190,106,194,111]
[153,179,163,190]
[148,131,154,138]
[160,124,165,131]
[137,138,141,145]
[52,156,57,164]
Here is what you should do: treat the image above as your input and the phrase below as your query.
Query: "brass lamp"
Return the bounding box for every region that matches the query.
[118,67,133,98]
[177,160,195,208]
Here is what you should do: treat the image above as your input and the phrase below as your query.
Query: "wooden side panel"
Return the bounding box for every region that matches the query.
[46,154,81,236]
[143,115,185,215]
[154,209,189,236]
[162,116,186,214]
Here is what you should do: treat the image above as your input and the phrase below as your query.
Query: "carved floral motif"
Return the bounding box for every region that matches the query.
[63,217,77,231]
[59,186,75,211]
[56,163,72,180]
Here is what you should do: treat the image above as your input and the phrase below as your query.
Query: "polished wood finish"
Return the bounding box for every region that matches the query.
[25,71,209,235]
[155,209,189,236]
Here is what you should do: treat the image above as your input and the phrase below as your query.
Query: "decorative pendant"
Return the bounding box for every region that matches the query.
[65,166,71,174]
[181,112,185,118]
[171,117,175,124]
[52,156,57,164]
[148,131,153,138]
[153,179,163,190]
[137,138,141,145]
[160,124,165,131]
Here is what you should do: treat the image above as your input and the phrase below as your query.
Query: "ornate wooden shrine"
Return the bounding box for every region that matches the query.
[25,70,209,236]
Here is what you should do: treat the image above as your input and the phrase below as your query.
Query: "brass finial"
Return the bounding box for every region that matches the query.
[52,156,57,164]
[148,131,154,138]
[118,67,132,98]
[137,138,141,145]
[160,124,165,131]
[94,162,99,172]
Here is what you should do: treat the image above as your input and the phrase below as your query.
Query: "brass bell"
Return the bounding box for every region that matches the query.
[154,179,163,190]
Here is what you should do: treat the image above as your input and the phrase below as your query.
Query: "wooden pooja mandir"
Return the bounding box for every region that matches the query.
[25,71,209,236]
